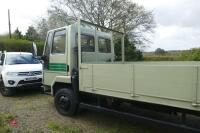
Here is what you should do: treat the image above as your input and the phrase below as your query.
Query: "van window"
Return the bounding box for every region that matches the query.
[98,37,111,53]
[81,35,95,52]
[52,30,66,54]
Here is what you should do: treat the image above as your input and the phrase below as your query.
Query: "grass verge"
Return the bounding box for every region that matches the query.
[47,121,82,133]
[0,113,16,133]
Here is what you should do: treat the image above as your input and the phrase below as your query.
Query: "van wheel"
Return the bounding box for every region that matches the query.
[54,89,78,116]
[0,82,15,97]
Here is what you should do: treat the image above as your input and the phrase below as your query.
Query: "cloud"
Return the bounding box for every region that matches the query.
[155,0,200,28]
[0,0,199,51]
[0,0,49,35]
[151,25,200,50]
[133,0,200,51]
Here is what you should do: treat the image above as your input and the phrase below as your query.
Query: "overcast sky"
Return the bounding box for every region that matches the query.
[0,0,49,35]
[134,0,200,51]
[0,0,199,51]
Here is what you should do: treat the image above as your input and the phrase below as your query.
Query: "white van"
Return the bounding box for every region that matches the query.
[0,52,42,96]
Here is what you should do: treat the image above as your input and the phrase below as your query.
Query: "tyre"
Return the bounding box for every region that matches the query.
[0,81,15,97]
[54,88,78,116]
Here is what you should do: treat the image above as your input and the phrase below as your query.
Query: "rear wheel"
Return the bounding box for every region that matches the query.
[54,89,78,116]
[0,81,15,97]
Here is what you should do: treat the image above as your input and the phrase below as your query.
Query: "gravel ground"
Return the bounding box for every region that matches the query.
[0,89,173,133]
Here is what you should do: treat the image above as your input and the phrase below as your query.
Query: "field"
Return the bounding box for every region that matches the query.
[0,89,168,133]
[143,49,200,61]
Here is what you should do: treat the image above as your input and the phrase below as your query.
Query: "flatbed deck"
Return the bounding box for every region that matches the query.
[80,61,200,112]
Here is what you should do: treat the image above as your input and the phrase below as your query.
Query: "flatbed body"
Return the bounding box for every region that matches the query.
[80,61,200,112]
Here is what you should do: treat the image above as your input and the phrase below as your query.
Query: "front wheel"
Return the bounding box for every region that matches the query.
[54,89,78,116]
[0,82,15,97]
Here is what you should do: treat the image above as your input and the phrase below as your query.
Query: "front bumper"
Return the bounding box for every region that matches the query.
[3,75,43,88]
[17,78,42,88]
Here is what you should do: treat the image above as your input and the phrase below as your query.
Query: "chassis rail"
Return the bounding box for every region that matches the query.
[80,103,200,133]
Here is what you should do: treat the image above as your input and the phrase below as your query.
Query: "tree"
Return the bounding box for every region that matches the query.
[155,48,166,55]
[25,26,39,41]
[114,36,143,61]
[13,28,23,39]
[36,13,74,41]
[37,18,49,41]
[46,0,155,47]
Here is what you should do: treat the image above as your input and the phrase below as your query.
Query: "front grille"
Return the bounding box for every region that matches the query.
[18,78,42,84]
[17,71,42,76]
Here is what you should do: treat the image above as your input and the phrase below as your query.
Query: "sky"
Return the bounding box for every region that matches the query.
[0,0,199,51]
[0,0,49,35]
[133,0,200,51]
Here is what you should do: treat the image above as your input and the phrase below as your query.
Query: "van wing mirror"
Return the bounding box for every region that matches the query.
[32,42,37,57]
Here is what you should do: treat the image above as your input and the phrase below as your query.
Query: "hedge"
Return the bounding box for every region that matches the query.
[144,48,200,61]
[0,36,44,56]
[143,56,176,61]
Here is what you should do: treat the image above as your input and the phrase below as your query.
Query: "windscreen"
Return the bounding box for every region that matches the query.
[6,54,40,65]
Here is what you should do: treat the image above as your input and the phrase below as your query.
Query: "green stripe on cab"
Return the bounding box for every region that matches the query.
[48,63,69,72]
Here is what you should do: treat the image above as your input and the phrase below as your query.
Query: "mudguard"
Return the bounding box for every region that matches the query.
[51,76,71,95]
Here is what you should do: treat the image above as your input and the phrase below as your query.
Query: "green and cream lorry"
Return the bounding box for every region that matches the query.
[41,19,200,120]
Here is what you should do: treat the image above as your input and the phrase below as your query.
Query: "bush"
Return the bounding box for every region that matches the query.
[114,36,143,61]
[155,48,166,55]
[144,48,200,61]
[143,56,176,61]
[178,48,200,61]
[0,36,44,56]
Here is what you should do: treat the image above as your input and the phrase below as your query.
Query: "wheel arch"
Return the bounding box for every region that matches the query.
[52,82,72,96]
[51,76,71,96]
[51,75,79,96]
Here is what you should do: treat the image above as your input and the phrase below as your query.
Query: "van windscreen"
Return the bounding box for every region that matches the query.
[6,54,40,65]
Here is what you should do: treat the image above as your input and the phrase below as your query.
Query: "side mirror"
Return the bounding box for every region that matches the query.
[36,56,44,64]
[36,56,41,60]
[40,60,44,64]
[32,42,37,57]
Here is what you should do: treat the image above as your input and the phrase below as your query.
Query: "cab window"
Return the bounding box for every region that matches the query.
[52,30,66,54]
[81,34,95,52]
[98,37,111,53]
[44,32,53,56]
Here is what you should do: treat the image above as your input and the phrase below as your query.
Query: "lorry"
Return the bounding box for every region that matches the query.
[41,19,200,130]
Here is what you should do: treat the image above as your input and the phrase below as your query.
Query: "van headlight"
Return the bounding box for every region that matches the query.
[6,72,18,76]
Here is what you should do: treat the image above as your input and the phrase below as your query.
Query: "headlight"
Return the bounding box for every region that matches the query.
[6,72,18,76]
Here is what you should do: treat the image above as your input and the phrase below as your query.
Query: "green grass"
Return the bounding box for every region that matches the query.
[0,113,17,133]
[94,120,159,133]
[47,122,82,133]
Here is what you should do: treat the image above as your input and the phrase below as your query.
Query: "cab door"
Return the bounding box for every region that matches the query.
[43,28,68,86]
[79,34,96,92]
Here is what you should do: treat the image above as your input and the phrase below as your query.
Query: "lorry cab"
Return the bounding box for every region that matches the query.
[42,21,116,92]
